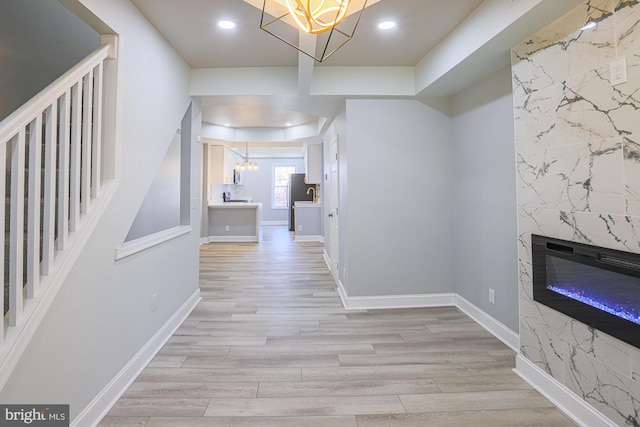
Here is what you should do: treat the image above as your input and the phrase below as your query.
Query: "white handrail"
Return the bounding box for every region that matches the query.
[0,44,109,144]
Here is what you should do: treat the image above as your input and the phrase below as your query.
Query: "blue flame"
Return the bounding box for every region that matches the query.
[547,284,640,326]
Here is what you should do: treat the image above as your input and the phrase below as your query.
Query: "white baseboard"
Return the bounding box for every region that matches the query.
[514,355,617,427]
[206,236,258,243]
[73,289,201,427]
[323,250,331,271]
[261,221,287,226]
[455,294,519,351]
[323,251,339,284]
[336,279,348,308]
[339,289,457,310]
[294,235,323,242]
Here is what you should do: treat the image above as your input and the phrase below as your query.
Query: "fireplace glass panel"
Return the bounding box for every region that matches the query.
[546,255,640,326]
[532,234,640,348]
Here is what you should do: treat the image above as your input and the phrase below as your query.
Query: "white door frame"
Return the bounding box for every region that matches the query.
[328,135,339,281]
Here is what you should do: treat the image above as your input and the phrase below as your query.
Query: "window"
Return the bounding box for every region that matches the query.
[272,165,297,209]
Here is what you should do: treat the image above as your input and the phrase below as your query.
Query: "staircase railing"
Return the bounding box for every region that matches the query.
[0,37,119,390]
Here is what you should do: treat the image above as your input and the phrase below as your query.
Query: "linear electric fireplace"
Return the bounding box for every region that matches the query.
[532,234,640,349]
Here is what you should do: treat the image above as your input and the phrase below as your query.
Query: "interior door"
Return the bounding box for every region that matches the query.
[329,136,339,280]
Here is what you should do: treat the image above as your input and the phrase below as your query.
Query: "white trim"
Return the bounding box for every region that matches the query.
[72,289,201,427]
[261,220,287,226]
[336,278,348,308]
[323,250,332,273]
[294,235,323,242]
[323,250,341,296]
[455,294,519,351]
[514,355,617,427]
[339,290,457,310]
[115,225,191,260]
[207,236,258,243]
[323,250,336,280]
[271,164,298,210]
[0,180,119,391]
[199,237,209,245]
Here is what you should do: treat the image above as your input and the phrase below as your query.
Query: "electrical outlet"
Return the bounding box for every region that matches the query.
[298,225,302,231]
[225,225,230,232]
[611,58,627,85]
[152,293,158,312]
[191,197,198,210]
[489,288,495,305]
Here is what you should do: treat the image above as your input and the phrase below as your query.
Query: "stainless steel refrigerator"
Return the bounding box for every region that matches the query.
[288,173,315,231]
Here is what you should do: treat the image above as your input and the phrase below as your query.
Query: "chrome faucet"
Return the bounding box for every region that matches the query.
[306,187,316,202]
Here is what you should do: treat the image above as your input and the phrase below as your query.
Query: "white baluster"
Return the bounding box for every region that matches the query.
[92,62,103,198]
[81,69,93,215]
[27,116,42,298]
[57,90,71,251]
[69,82,81,232]
[42,102,58,275]
[9,131,25,327]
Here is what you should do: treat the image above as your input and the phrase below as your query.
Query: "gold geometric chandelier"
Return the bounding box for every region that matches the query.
[260,0,369,62]
[285,0,350,34]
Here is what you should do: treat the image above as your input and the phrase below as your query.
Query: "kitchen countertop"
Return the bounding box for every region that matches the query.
[294,201,321,208]
[209,202,262,208]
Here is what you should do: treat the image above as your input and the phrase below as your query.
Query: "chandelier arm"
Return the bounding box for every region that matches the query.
[261,0,365,62]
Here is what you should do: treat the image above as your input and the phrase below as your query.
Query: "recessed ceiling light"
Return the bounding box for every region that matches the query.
[224,123,231,127]
[285,122,292,127]
[218,20,236,30]
[378,21,396,30]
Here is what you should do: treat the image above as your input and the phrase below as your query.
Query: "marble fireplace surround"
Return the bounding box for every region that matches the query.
[512,0,640,425]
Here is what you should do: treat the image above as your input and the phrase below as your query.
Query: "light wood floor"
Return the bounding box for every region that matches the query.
[99,226,576,426]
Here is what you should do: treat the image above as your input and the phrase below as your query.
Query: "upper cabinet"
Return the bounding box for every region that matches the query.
[304,143,322,184]
[208,145,243,186]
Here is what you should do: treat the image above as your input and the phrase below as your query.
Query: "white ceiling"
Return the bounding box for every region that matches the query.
[129,0,484,135]
[128,0,581,146]
[129,0,485,69]
[201,104,318,128]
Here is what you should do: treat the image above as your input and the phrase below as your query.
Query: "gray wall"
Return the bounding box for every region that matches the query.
[0,0,100,121]
[451,66,519,332]
[343,99,455,297]
[324,87,520,333]
[241,157,305,223]
[126,130,182,241]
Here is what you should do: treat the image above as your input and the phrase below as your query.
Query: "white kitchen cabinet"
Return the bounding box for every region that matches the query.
[304,143,322,184]
[208,145,243,185]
